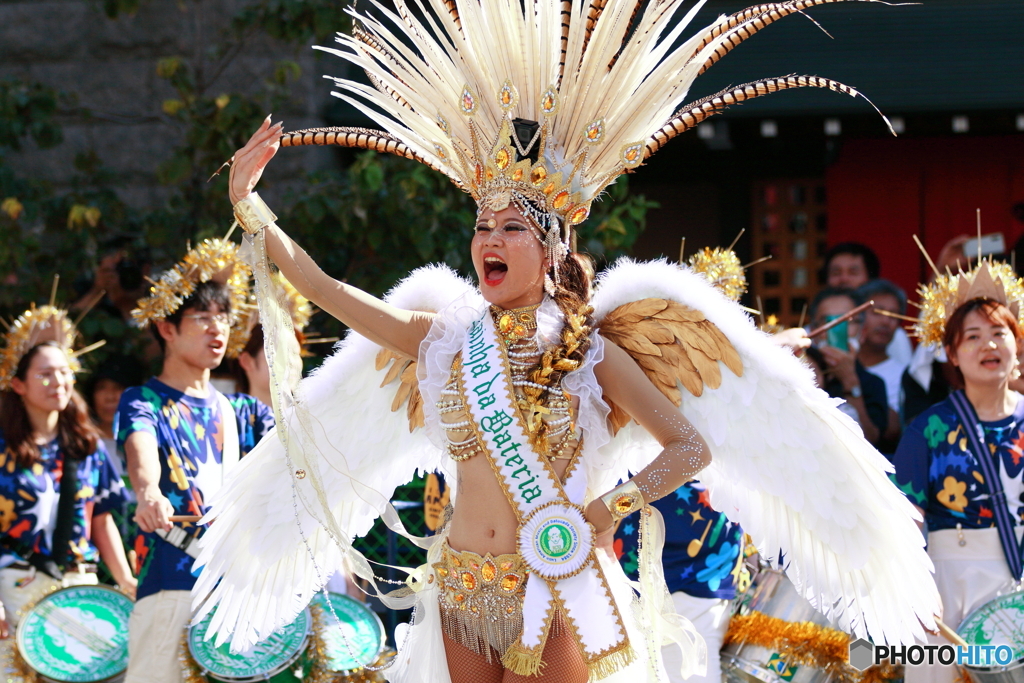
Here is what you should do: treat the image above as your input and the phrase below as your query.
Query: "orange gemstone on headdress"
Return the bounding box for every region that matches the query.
[500,561,515,571]
[460,85,477,115]
[454,593,465,602]
[512,168,524,181]
[498,80,518,110]
[482,561,496,582]
[543,181,556,196]
[530,166,548,186]
[486,167,494,180]
[500,574,521,592]
[552,190,570,210]
[584,119,605,144]
[541,86,559,115]
[569,204,590,225]
[499,314,515,334]
[452,556,462,567]
[438,566,449,577]
[621,141,644,168]
[461,572,477,590]
[474,164,484,185]
[495,147,511,169]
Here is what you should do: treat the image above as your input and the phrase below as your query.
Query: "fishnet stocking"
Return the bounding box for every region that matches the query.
[443,613,588,683]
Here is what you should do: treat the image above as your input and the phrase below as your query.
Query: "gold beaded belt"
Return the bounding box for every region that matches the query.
[433,543,529,660]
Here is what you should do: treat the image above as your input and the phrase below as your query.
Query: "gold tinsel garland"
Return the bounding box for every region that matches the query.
[688,247,747,302]
[0,305,80,391]
[130,238,253,358]
[913,260,1024,347]
[724,611,903,683]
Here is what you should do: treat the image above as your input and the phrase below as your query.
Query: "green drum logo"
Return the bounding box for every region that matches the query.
[188,607,311,680]
[16,585,133,683]
[313,592,385,672]
[535,519,578,563]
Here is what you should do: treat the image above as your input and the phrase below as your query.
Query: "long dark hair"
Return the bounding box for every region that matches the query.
[0,342,100,469]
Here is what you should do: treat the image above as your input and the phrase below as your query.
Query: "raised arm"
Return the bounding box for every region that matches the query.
[228,117,433,358]
[585,339,713,533]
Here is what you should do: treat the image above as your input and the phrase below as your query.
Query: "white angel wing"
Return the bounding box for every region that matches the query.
[591,258,938,646]
[192,264,472,651]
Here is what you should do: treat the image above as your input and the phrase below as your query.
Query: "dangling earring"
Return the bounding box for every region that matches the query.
[544,273,556,296]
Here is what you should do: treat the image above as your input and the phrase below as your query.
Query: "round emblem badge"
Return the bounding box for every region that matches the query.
[517,502,593,580]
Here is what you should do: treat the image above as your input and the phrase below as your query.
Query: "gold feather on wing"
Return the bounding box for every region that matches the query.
[599,298,743,433]
[375,348,425,432]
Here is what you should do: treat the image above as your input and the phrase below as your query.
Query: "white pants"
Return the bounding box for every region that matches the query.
[662,591,732,683]
[125,590,193,683]
[905,528,1016,683]
[0,566,98,682]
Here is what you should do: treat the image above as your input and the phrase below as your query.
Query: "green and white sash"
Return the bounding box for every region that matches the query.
[460,310,633,678]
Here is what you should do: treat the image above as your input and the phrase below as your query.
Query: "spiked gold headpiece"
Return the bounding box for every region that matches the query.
[131,238,252,358]
[688,247,747,302]
[913,260,1024,347]
[0,305,82,391]
[229,271,314,358]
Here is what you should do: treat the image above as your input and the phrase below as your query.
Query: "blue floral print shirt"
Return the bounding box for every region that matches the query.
[615,481,744,599]
[0,432,125,567]
[114,378,273,601]
[893,395,1024,532]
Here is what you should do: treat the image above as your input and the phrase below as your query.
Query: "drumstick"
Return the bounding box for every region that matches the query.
[806,301,874,339]
[169,515,202,523]
[935,618,968,647]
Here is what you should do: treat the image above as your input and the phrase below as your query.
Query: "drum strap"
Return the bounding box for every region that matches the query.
[949,390,1023,579]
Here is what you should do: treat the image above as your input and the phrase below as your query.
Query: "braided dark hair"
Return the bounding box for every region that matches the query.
[521,250,595,444]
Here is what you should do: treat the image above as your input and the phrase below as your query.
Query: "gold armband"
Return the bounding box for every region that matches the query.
[600,480,645,522]
[233,191,278,235]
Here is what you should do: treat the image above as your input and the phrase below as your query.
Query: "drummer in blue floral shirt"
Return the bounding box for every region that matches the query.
[0,305,134,674]
[117,243,273,683]
[616,480,745,683]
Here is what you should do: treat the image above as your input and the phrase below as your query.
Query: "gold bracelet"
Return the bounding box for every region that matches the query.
[600,480,645,522]
[233,191,278,235]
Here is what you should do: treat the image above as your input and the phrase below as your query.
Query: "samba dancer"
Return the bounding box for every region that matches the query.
[0,302,134,677]
[894,261,1024,683]
[196,0,939,681]
[116,240,274,683]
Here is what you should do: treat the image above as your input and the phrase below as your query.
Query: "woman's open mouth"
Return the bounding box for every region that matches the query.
[980,356,1002,370]
[483,254,507,286]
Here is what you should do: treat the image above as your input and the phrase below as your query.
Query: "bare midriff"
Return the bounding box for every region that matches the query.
[442,355,581,556]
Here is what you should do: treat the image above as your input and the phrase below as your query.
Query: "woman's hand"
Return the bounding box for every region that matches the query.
[229,116,284,205]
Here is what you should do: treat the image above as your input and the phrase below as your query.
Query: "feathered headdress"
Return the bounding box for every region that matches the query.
[277,0,891,280]
[131,238,253,357]
[0,305,83,391]
[913,260,1024,347]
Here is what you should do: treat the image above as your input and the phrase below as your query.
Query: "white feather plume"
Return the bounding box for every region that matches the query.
[591,259,939,646]
[192,265,472,652]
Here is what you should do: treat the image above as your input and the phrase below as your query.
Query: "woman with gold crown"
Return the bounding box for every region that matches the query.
[194,1,941,681]
[0,300,135,674]
[894,261,1024,683]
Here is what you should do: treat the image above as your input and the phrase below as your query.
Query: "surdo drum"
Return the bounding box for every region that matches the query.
[187,607,312,683]
[956,590,1024,683]
[721,569,834,683]
[16,585,133,683]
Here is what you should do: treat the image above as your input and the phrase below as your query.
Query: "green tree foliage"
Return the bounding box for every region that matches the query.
[2,0,655,357]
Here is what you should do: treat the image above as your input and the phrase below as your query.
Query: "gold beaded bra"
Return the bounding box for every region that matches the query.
[437,303,582,465]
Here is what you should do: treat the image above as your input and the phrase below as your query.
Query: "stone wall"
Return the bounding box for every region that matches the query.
[0,0,339,209]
